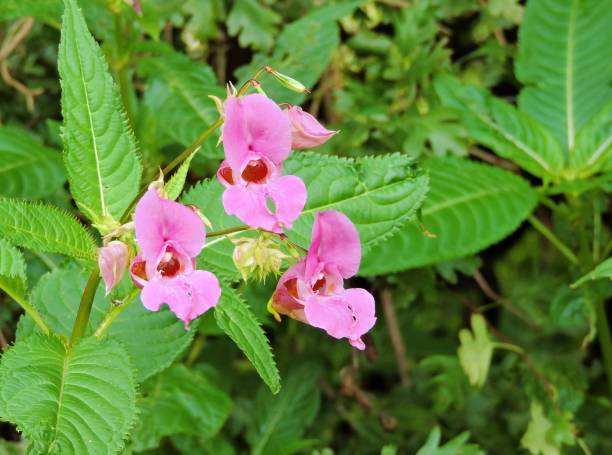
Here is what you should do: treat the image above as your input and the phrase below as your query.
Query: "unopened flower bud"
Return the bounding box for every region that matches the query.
[285,106,338,149]
[265,66,310,94]
[99,241,129,294]
[232,236,288,282]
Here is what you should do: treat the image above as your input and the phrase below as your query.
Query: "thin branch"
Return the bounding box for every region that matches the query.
[380,288,411,386]
[528,215,579,265]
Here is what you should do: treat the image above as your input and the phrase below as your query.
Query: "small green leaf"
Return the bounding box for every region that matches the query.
[572,257,612,288]
[227,0,280,51]
[0,199,98,265]
[0,127,65,199]
[131,365,232,452]
[214,285,281,394]
[457,314,494,388]
[247,363,321,455]
[60,0,141,224]
[416,426,485,455]
[0,238,28,305]
[360,157,537,275]
[165,152,195,201]
[571,101,612,176]
[521,402,575,455]
[0,334,137,455]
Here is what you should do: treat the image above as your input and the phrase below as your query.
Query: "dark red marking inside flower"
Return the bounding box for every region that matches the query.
[285,278,299,299]
[241,159,268,183]
[313,277,326,293]
[220,167,235,185]
[158,255,181,277]
[131,260,147,281]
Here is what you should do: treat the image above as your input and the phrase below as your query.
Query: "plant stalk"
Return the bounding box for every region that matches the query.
[3,288,50,336]
[528,215,579,265]
[69,269,100,345]
[594,298,612,397]
[94,289,139,339]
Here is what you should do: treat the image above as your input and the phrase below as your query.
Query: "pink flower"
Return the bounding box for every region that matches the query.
[98,240,128,294]
[218,94,307,233]
[285,106,337,149]
[272,210,376,349]
[129,188,221,328]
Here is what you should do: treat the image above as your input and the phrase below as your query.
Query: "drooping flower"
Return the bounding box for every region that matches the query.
[285,106,337,149]
[217,94,307,233]
[232,235,288,282]
[129,188,221,328]
[98,240,129,294]
[272,210,376,349]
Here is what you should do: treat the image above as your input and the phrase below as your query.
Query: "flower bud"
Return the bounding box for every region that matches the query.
[99,241,129,294]
[265,66,310,94]
[232,236,287,282]
[285,106,338,149]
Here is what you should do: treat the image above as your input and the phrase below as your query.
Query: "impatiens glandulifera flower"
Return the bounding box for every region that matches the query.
[129,188,221,328]
[217,94,307,233]
[285,105,337,149]
[271,210,376,349]
[98,240,129,294]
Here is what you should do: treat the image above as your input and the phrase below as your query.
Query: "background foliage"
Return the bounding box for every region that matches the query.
[0,0,611,454]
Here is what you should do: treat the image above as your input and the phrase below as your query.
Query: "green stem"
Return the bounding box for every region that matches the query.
[69,269,100,345]
[206,225,250,237]
[94,289,139,339]
[594,298,612,397]
[3,287,49,335]
[528,215,579,265]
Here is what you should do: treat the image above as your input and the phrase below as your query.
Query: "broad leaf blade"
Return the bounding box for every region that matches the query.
[59,0,141,223]
[18,263,194,382]
[360,157,538,275]
[571,101,612,176]
[0,334,137,455]
[0,199,98,265]
[131,365,232,451]
[214,286,281,394]
[435,74,565,179]
[0,127,65,199]
[516,0,612,152]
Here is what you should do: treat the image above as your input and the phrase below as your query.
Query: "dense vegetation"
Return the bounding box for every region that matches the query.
[0,0,611,453]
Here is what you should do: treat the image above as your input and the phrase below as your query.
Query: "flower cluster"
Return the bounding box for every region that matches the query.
[98,84,376,349]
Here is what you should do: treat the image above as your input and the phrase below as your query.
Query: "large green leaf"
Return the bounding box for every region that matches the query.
[0,199,98,265]
[214,286,281,394]
[435,75,565,179]
[139,48,224,156]
[236,2,361,104]
[360,157,538,275]
[570,101,612,176]
[131,365,232,451]
[0,127,65,199]
[182,152,428,281]
[0,334,137,455]
[0,238,28,305]
[59,0,141,224]
[247,364,321,455]
[516,0,612,152]
[18,264,194,382]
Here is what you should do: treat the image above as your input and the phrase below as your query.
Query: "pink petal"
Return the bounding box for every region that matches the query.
[222,95,292,172]
[286,106,337,149]
[140,271,221,328]
[129,255,148,288]
[307,211,361,279]
[134,189,206,261]
[272,260,307,313]
[98,241,128,294]
[303,288,376,350]
[222,175,306,233]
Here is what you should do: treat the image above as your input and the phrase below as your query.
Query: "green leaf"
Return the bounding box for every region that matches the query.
[570,100,612,176]
[360,157,538,275]
[516,0,612,152]
[521,402,575,455]
[435,74,565,179]
[0,334,137,455]
[0,0,62,24]
[182,152,428,281]
[165,152,195,201]
[572,257,612,288]
[18,263,194,382]
[214,285,280,394]
[0,199,98,265]
[139,48,224,155]
[0,127,65,199]
[0,238,28,305]
[415,427,485,455]
[457,314,494,387]
[131,365,232,452]
[227,0,280,51]
[237,2,361,104]
[247,363,321,455]
[59,0,141,224]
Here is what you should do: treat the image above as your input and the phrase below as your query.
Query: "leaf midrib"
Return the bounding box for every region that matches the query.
[47,345,71,454]
[423,186,524,216]
[565,0,578,152]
